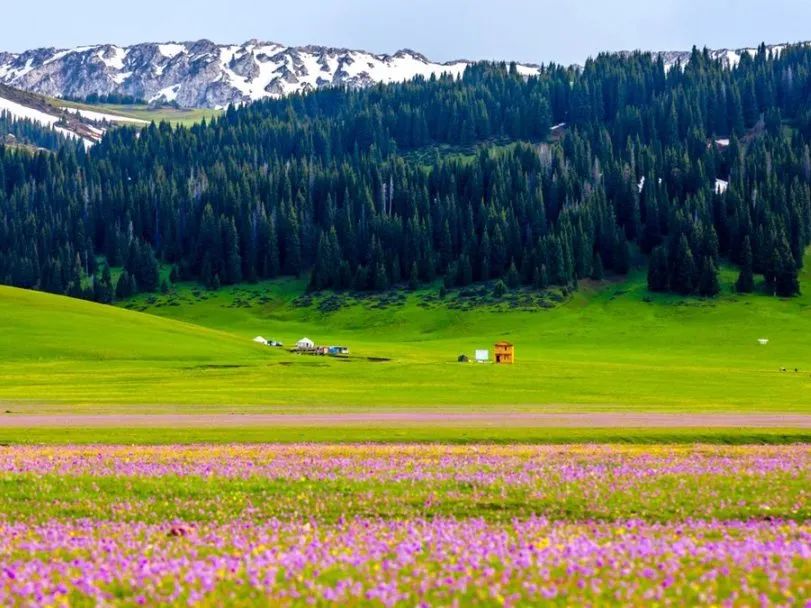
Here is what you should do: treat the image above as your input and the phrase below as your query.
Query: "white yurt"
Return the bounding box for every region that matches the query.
[296,337,315,350]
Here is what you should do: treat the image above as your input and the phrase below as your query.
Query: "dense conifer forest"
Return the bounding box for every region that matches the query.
[2,44,811,301]
[0,111,75,151]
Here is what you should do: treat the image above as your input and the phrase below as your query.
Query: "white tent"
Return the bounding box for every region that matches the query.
[253,336,268,345]
[758,338,769,345]
[475,349,489,362]
[296,337,315,350]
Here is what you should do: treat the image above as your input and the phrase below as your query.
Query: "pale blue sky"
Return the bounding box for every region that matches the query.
[8,0,811,64]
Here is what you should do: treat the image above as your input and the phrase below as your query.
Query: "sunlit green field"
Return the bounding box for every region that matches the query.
[2,256,811,414]
[56,99,222,126]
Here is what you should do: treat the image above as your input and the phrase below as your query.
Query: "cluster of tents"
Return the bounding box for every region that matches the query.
[252,336,283,347]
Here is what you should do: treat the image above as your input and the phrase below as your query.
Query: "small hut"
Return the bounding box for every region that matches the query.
[494,341,515,364]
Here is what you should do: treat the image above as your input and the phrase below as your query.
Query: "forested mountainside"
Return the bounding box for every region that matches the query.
[0,111,76,150]
[2,44,811,301]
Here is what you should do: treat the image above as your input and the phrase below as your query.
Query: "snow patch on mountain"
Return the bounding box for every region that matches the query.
[158,44,186,59]
[0,94,61,127]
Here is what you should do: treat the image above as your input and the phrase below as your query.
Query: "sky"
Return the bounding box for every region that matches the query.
[7,0,811,64]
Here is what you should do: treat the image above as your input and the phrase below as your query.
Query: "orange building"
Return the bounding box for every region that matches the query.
[494,341,515,364]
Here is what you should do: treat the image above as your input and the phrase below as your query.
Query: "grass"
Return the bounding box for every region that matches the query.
[2,466,805,523]
[0,427,807,445]
[0,444,806,523]
[56,99,222,127]
[2,256,811,415]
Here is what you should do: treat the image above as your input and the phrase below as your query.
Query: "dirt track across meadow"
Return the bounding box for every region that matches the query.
[0,412,809,428]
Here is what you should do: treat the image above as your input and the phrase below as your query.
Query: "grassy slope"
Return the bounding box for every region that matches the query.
[1,255,811,415]
[0,285,273,407]
[55,99,222,127]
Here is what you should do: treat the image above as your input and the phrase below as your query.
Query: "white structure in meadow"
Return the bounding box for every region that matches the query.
[253,336,268,345]
[475,349,489,363]
[296,337,315,350]
[758,338,769,345]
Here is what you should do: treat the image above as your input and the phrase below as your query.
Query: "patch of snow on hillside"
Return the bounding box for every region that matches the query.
[112,71,132,85]
[43,49,74,66]
[43,46,97,66]
[219,46,253,98]
[516,64,541,77]
[0,94,60,126]
[0,94,91,143]
[720,50,741,68]
[158,44,186,59]
[149,84,182,103]
[251,49,286,99]
[98,47,127,70]
[6,58,34,82]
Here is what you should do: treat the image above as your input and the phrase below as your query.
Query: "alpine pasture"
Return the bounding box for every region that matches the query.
[3,261,811,416]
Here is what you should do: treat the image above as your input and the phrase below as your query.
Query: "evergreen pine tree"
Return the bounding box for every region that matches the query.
[670,235,696,295]
[115,270,134,299]
[647,246,669,292]
[697,256,720,297]
[775,237,800,297]
[408,262,419,291]
[505,260,520,289]
[590,252,604,280]
[735,237,755,293]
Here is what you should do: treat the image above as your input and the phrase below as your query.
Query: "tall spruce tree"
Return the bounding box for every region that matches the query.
[735,237,755,293]
[647,246,669,292]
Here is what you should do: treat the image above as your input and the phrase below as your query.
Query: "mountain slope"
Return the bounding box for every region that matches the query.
[0,40,540,109]
[0,83,146,146]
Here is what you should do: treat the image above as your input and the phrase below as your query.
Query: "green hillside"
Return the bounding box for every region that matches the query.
[0,285,272,408]
[2,258,811,413]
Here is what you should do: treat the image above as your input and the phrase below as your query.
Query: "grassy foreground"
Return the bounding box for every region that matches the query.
[0,445,807,605]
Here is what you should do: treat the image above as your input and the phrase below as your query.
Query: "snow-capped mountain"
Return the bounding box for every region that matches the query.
[0,40,541,109]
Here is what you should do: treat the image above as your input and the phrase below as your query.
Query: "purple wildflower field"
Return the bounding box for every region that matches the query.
[0,444,808,606]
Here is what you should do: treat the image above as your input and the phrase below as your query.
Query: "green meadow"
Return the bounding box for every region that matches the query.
[56,99,222,126]
[2,254,811,417]
[0,427,806,446]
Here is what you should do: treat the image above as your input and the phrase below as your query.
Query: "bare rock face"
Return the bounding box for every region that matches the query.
[0,40,490,109]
